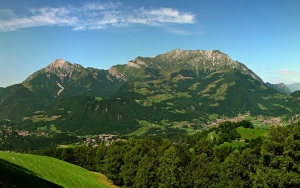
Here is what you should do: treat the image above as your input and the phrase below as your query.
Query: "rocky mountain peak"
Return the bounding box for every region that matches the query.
[48,59,66,68]
[43,59,80,82]
[24,59,76,83]
[126,49,263,83]
[44,59,71,71]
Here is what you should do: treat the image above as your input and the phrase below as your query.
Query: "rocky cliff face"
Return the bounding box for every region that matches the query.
[112,49,263,83]
[24,59,83,83]
[22,59,123,98]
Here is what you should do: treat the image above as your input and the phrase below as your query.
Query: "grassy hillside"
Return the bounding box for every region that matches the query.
[0,151,117,188]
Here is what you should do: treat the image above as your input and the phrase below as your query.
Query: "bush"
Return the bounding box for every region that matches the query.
[245,138,250,143]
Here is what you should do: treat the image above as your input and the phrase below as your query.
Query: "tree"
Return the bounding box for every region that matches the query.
[134,155,158,188]
[103,141,126,186]
[120,139,158,187]
[157,145,182,187]
[218,150,245,187]
[253,122,300,187]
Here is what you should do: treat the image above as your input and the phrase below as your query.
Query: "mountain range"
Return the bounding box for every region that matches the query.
[1,49,300,135]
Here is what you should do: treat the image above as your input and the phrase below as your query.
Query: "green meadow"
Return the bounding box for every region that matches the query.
[0,151,117,188]
[212,125,269,148]
[236,126,269,140]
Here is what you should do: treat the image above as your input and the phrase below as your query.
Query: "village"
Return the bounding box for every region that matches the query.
[82,134,122,148]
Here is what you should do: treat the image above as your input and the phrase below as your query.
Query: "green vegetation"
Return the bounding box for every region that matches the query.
[37,120,300,188]
[95,96,103,101]
[257,103,268,110]
[216,140,244,148]
[236,126,269,140]
[0,151,116,188]
[0,133,79,151]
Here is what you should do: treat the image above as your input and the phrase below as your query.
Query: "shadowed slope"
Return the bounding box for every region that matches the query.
[0,151,113,188]
[0,158,62,188]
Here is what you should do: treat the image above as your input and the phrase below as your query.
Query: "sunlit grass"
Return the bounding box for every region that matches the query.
[0,151,115,188]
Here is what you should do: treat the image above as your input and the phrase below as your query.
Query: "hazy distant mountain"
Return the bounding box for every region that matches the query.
[265,82,291,94]
[1,49,300,135]
[287,83,300,92]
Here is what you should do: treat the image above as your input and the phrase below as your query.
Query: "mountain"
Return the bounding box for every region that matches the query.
[1,49,300,137]
[287,83,300,92]
[111,49,293,117]
[111,49,263,82]
[23,59,124,98]
[265,82,291,94]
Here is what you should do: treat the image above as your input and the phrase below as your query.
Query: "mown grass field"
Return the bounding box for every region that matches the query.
[212,126,269,148]
[0,151,117,188]
[236,126,269,140]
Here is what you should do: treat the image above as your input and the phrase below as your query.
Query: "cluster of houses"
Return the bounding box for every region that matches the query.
[205,113,251,128]
[0,124,49,139]
[204,112,285,128]
[17,130,48,137]
[0,125,13,138]
[83,134,122,147]
[261,117,282,126]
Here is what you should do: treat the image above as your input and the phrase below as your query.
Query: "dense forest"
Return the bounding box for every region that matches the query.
[38,120,300,188]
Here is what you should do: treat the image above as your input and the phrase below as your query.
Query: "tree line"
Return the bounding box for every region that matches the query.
[38,120,300,187]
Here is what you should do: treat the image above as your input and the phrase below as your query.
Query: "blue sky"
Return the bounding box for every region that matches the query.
[0,0,299,87]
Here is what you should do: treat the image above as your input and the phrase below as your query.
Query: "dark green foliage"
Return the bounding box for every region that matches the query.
[252,121,300,187]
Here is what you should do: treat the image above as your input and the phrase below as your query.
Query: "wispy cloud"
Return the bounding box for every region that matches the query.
[278,69,297,75]
[0,2,197,33]
[167,28,203,35]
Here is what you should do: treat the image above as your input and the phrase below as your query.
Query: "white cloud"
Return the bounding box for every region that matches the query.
[167,28,203,35]
[0,2,197,33]
[0,7,78,31]
[278,69,297,75]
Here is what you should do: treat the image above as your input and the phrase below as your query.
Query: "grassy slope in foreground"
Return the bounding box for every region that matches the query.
[0,151,117,188]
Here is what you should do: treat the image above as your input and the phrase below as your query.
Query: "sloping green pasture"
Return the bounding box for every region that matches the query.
[0,151,116,188]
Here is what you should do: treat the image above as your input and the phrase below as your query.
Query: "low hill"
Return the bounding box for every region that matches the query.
[0,151,117,188]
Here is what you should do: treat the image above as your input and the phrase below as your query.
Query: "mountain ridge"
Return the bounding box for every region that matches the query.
[113,49,264,83]
[1,49,300,136]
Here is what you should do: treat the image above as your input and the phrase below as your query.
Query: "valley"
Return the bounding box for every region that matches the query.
[0,49,299,151]
[0,49,300,187]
